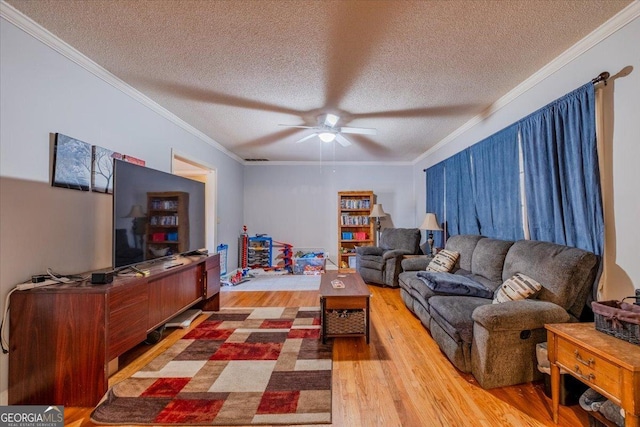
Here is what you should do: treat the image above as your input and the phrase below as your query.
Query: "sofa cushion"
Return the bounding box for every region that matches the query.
[471,238,515,283]
[401,256,432,272]
[429,296,492,344]
[397,271,414,291]
[493,273,542,304]
[503,240,598,318]
[426,250,459,272]
[410,277,438,304]
[449,268,499,291]
[417,272,493,298]
[444,235,485,271]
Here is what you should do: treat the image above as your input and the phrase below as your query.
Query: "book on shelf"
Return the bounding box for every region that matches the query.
[340,214,370,226]
[340,199,371,210]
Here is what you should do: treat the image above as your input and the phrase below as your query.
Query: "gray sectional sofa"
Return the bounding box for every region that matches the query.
[398,235,599,389]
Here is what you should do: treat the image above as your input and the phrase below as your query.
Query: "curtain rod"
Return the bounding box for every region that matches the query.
[592,71,610,86]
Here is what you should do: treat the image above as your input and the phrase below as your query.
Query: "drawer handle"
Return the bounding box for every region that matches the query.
[574,365,595,382]
[574,350,594,367]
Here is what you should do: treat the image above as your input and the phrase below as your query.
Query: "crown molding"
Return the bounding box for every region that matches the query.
[0,1,244,165]
[243,160,413,166]
[413,1,640,166]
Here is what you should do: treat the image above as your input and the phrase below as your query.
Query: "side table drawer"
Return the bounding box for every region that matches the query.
[556,337,621,400]
[324,296,367,310]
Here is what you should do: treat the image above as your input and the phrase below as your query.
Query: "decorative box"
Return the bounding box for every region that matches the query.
[354,232,367,240]
[152,233,166,242]
[341,232,353,240]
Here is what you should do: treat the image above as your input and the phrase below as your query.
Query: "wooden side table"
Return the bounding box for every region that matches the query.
[319,271,371,344]
[546,322,640,427]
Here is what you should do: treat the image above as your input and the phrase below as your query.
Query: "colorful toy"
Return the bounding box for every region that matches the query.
[273,240,293,273]
[238,226,248,269]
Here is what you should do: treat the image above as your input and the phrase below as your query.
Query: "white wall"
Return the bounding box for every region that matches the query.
[413,15,640,301]
[0,18,244,404]
[243,163,416,267]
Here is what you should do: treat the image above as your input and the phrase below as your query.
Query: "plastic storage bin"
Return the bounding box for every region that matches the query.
[293,248,326,275]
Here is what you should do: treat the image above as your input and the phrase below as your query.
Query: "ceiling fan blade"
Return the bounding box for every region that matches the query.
[335,134,352,147]
[295,133,319,143]
[279,124,317,129]
[340,126,377,136]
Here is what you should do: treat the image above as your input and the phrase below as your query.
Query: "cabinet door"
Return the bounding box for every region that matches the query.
[9,292,107,406]
[198,254,221,311]
[108,281,149,360]
[205,255,221,299]
[148,267,201,330]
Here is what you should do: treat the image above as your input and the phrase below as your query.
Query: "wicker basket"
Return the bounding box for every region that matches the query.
[326,309,365,335]
[592,299,640,345]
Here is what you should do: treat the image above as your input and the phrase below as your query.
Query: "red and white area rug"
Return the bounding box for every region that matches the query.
[91,307,333,425]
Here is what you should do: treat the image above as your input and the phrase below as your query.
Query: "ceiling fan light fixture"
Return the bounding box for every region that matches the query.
[318,132,336,142]
[324,114,339,127]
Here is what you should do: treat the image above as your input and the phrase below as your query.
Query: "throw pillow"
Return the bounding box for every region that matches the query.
[425,249,459,273]
[493,273,543,304]
[416,271,493,298]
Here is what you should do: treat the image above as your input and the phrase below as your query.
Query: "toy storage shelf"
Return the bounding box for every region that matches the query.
[338,191,375,272]
[247,236,272,268]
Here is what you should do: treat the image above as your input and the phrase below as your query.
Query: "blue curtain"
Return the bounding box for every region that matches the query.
[445,149,480,236]
[469,126,523,240]
[520,83,603,255]
[425,161,445,248]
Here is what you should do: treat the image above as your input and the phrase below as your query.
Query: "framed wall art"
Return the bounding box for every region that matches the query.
[52,133,92,191]
[92,145,121,194]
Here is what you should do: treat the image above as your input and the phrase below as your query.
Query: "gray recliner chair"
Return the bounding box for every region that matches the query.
[355,228,422,287]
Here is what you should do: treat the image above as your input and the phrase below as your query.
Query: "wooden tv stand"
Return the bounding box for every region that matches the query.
[8,253,220,407]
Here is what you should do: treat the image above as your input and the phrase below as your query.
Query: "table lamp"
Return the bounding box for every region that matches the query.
[369,204,387,244]
[420,213,442,256]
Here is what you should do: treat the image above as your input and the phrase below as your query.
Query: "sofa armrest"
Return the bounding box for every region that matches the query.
[355,246,384,256]
[472,300,571,332]
[400,256,432,271]
[382,249,412,260]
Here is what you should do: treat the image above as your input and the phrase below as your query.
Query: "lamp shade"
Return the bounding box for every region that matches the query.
[369,204,387,218]
[420,213,442,231]
[125,204,146,218]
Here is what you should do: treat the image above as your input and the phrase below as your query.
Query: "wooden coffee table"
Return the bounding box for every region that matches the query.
[319,271,371,344]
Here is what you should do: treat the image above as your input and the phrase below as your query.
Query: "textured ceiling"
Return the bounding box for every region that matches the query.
[5,0,632,162]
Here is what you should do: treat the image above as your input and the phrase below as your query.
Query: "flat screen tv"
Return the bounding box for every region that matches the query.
[112,160,206,269]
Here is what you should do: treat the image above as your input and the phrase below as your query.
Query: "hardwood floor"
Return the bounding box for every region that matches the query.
[64,285,590,426]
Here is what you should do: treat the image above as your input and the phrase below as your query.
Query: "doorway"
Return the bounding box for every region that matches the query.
[172,153,217,253]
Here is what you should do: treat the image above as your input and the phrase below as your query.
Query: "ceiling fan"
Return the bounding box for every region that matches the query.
[279,114,377,147]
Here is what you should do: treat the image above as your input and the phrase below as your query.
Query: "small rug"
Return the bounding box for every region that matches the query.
[222,274,321,292]
[91,307,333,425]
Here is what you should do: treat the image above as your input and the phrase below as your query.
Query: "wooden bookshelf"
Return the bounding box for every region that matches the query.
[338,191,375,272]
